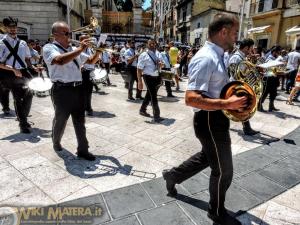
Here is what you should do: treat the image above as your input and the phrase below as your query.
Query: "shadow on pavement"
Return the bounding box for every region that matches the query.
[0,127,51,143]
[145,117,176,126]
[231,128,280,145]
[89,111,116,118]
[158,96,180,103]
[56,150,156,180]
[175,193,271,225]
[269,111,300,120]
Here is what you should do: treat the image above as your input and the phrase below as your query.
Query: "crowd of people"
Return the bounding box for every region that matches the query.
[0,14,300,225]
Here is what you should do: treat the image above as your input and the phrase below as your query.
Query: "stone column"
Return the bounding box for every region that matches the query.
[133,7,143,34]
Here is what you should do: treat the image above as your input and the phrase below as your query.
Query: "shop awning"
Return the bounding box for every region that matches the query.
[285,26,300,35]
[248,25,271,34]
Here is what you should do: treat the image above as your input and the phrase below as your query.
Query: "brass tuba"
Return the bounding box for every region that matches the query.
[220,61,264,122]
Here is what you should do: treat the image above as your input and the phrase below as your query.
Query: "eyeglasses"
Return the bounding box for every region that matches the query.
[55,31,71,37]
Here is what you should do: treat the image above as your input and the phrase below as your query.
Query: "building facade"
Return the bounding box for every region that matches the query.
[226,0,251,39]
[0,0,87,41]
[90,0,150,34]
[248,0,300,49]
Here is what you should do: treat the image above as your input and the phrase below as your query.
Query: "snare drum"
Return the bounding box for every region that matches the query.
[90,68,108,84]
[160,70,175,82]
[28,77,53,97]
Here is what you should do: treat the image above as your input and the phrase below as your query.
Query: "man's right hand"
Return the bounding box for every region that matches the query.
[226,95,248,111]
[13,69,22,77]
[79,38,94,51]
[138,80,143,91]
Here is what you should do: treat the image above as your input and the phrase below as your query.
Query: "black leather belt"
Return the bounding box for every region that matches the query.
[54,81,82,87]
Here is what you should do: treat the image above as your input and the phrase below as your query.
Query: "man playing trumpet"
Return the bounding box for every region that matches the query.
[43,21,100,161]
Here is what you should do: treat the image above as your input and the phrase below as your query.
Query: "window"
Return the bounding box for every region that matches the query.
[258,0,264,12]
[90,0,99,7]
[79,2,83,16]
[182,5,187,22]
[272,0,279,8]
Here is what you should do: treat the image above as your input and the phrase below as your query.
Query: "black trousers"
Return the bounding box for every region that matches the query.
[286,69,297,92]
[51,83,89,154]
[163,68,172,96]
[0,84,10,111]
[104,63,111,85]
[0,69,33,127]
[82,69,93,111]
[128,66,142,98]
[169,110,233,215]
[260,76,279,104]
[140,75,162,118]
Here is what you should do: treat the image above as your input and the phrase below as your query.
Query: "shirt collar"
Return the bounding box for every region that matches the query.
[5,34,18,42]
[53,40,72,50]
[237,49,246,59]
[205,41,224,57]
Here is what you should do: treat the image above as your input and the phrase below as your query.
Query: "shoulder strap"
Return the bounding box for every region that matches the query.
[3,39,26,68]
[52,43,80,69]
[147,52,157,66]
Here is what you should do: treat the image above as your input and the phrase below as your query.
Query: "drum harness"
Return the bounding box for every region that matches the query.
[2,39,34,79]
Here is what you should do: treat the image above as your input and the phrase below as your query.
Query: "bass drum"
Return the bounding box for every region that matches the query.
[28,77,53,97]
[90,67,108,84]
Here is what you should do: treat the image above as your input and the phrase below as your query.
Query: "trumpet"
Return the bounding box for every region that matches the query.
[68,39,116,53]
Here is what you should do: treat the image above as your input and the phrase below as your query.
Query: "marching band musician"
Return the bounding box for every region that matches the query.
[0,17,39,133]
[125,40,143,100]
[160,45,175,98]
[285,46,300,93]
[137,39,164,123]
[228,38,259,136]
[43,21,100,161]
[80,35,96,116]
[162,14,246,225]
[101,44,112,86]
[258,46,281,112]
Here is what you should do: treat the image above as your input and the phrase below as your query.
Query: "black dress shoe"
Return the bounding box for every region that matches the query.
[20,127,31,134]
[128,97,135,101]
[243,128,260,136]
[162,170,177,197]
[53,144,63,152]
[139,111,151,117]
[207,209,241,225]
[86,110,94,116]
[77,152,96,161]
[24,121,33,128]
[268,107,280,112]
[167,94,176,98]
[3,108,11,115]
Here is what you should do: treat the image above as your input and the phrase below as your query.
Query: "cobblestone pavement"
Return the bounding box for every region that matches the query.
[0,72,299,224]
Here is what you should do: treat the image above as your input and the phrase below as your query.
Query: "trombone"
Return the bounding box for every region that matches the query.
[68,39,116,53]
[70,16,115,53]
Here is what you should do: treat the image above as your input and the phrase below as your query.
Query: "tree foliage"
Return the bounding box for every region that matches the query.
[114,0,146,12]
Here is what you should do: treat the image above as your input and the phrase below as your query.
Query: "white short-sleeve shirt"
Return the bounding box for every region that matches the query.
[124,48,137,67]
[137,50,159,76]
[187,41,229,111]
[43,41,89,82]
[0,35,31,69]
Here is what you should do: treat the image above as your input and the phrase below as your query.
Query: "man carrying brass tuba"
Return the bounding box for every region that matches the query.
[162,14,246,225]
[228,38,259,135]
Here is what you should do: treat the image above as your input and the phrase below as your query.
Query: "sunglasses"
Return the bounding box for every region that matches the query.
[55,31,71,36]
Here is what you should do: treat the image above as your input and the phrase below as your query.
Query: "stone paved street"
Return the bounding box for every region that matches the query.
[0,73,299,224]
